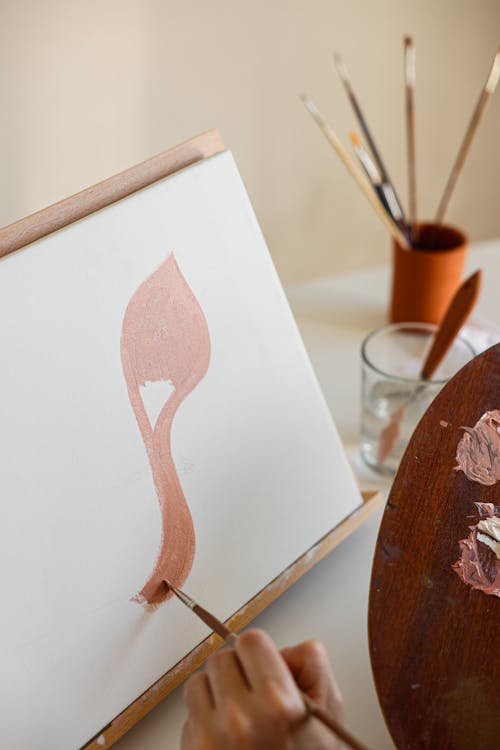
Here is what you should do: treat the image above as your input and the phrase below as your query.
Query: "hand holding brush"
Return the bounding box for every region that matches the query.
[167,580,370,750]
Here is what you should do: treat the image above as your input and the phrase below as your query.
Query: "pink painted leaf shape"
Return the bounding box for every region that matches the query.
[121,253,210,607]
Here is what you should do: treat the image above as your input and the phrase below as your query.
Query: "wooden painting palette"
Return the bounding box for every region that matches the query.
[369,343,500,749]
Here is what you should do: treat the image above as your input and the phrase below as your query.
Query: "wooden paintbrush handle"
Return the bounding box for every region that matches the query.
[421,270,481,380]
[302,693,370,750]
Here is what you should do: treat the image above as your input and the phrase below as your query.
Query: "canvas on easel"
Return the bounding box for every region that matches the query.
[0,131,377,750]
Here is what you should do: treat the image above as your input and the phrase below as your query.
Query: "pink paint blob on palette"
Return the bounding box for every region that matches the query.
[453,503,500,597]
[121,253,211,608]
[455,409,500,485]
[452,409,500,598]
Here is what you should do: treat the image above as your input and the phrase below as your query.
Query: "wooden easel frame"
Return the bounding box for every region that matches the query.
[0,131,383,748]
[0,129,225,258]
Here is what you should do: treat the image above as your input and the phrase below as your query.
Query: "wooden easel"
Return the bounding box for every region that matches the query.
[0,131,383,748]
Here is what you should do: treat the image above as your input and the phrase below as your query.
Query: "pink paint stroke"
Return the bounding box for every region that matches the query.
[121,254,210,607]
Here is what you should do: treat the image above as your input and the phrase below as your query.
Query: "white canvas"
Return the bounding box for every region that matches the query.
[0,151,360,749]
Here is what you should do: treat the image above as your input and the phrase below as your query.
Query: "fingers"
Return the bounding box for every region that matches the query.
[281,640,343,720]
[235,629,305,723]
[181,718,218,750]
[182,632,340,750]
[180,719,194,750]
[183,671,214,717]
[205,647,249,707]
[236,630,295,691]
[182,673,218,750]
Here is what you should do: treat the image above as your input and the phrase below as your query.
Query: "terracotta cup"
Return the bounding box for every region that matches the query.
[390,223,468,324]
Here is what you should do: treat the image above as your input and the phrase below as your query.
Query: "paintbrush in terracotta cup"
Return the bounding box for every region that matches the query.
[377,269,481,464]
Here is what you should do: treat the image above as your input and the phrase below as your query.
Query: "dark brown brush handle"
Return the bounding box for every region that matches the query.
[421,269,482,380]
[302,694,370,750]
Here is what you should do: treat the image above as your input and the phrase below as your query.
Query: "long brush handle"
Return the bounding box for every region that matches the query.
[404,37,417,229]
[333,53,407,224]
[301,96,410,249]
[434,48,500,223]
[334,54,390,183]
[302,693,369,750]
[420,269,482,379]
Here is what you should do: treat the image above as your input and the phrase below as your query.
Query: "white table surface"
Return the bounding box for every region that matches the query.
[114,238,500,750]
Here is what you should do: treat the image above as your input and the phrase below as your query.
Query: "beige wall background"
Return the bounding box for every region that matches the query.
[1,0,499,282]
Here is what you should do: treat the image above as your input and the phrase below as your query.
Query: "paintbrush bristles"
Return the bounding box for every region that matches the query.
[349,132,381,183]
[404,37,416,86]
[165,578,236,644]
[485,47,500,93]
[301,95,322,123]
[164,578,195,609]
[301,95,410,249]
[333,52,350,87]
[435,46,500,223]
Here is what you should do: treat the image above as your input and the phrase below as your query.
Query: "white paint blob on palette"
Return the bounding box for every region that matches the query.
[0,151,361,749]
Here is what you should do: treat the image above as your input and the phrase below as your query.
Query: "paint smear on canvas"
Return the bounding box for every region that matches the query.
[452,503,500,598]
[121,254,210,607]
[455,409,500,485]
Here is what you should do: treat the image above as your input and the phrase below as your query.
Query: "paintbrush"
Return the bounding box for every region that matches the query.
[404,36,417,236]
[349,131,408,237]
[333,53,407,227]
[434,46,500,223]
[165,579,238,646]
[378,269,482,464]
[165,579,371,750]
[301,95,410,250]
